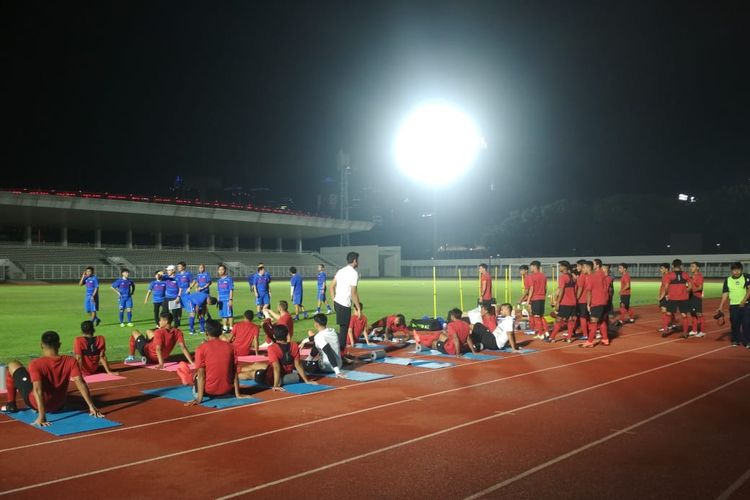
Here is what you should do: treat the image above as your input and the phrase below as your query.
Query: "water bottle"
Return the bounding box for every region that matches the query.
[0,363,6,391]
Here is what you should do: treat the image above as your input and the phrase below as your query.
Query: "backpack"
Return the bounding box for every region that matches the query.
[409,318,442,331]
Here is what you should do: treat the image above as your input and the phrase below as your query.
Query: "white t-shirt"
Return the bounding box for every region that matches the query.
[492,316,514,349]
[333,265,359,308]
[467,307,482,325]
[313,327,341,373]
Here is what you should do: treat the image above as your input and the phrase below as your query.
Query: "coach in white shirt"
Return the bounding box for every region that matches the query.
[330,251,361,351]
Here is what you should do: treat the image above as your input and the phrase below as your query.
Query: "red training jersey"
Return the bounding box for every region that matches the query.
[576,273,589,304]
[444,320,471,355]
[691,272,704,298]
[481,273,492,301]
[231,321,260,356]
[28,356,81,412]
[620,273,631,296]
[481,313,497,331]
[529,272,547,301]
[73,335,106,376]
[558,273,577,307]
[663,271,690,301]
[386,315,408,333]
[522,274,532,295]
[348,313,369,339]
[278,313,294,338]
[144,327,184,363]
[265,342,300,385]
[586,270,609,307]
[195,340,237,396]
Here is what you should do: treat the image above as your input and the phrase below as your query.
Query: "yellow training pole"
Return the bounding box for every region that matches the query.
[508,265,513,304]
[494,266,498,303]
[505,266,510,303]
[458,268,464,311]
[433,266,438,318]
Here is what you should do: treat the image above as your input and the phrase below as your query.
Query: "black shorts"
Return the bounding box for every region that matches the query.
[577,303,589,318]
[134,335,151,356]
[471,323,489,344]
[435,340,449,355]
[604,301,613,316]
[659,298,668,309]
[690,296,703,314]
[334,302,351,349]
[13,367,34,408]
[666,300,690,314]
[589,305,606,320]
[480,331,499,350]
[479,299,495,309]
[620,295,631,309]
[530,300,545,316]
[557,305,576,319]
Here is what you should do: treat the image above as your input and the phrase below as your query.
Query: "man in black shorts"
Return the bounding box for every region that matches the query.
[659,259,692,337]
[548,261,578,342]
[657,263,676,333]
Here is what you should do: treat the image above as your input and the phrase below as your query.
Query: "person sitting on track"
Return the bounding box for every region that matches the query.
[179,320,250,405]
[263,300,294,343]
[300,313,346,377]
[347,302,369,345]
[370,313,408,341]
[238,324,316,390]
[126,312,194,368]
[73,320,116,376]
[473,303,520,351]
[547,260,578,343]
[224,310,260,356]
[414,308,478,358]
[1,331,103,425]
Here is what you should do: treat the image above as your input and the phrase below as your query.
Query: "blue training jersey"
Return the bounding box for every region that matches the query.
[196,272,212,291]
[255,273,271,293]
[83,276,99,296]
[112,278,135,298]
[176,271,193,291]
[291,274,303,294]
[217,276,234,299]
[317,271,327,290]
[148,280,167,302]
[186,291,209,307]
[164,275,179,299]
[248,273,257,289]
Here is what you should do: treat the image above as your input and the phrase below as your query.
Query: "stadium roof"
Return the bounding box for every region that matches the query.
[0,190,374,240]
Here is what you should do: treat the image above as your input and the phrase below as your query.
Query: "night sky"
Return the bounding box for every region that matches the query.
[5,1,748,217]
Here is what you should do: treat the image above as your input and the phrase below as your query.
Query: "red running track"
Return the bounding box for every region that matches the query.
[0,299,748,499]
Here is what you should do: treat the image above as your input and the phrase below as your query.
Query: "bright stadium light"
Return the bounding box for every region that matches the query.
[394,102,484,186]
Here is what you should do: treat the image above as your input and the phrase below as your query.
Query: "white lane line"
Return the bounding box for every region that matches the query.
[716,466,750,500]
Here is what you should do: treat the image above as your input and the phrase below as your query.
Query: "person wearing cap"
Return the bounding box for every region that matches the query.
[164,265,182,327]
[716,262,750,347]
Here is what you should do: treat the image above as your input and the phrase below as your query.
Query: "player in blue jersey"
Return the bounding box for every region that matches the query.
[163,264,182,327]
[176,261,193,308]
[111,268,136,327]
[289,266,308,320]
[184,290,218,334]
[192,263,212,293]
[79,266,101,326]
[316,264,333,315]
[253,265,272,318]
[216,264,235,332]
[144,271,168,327]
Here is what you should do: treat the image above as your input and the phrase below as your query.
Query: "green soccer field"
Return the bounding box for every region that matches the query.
[0,279,722,364]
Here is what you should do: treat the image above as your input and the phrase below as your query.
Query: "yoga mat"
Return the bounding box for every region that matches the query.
[237,355,268,363]
[239,380,334,394]
[353,343,389,350]
[461,352,498,361]
[325,370,393,382]
[144,362,181,371]
[499,347,538,354]
[83,373,125,383]
[375,356,413,366]
[300,348,312,356]
[5,409,121,436]
[142,386,261,408]
[411,361,454,369]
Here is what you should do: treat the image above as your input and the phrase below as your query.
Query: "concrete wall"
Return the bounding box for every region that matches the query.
[320,245,380,278]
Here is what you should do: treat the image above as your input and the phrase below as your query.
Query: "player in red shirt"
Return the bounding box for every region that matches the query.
[413,309,478,357]
[479,263,493,308]
[2,331,102,425]
[263,300,294,343]
[238,324,315,390]
[527,260,549,339]
[517,265,531,318]
[126,312,194,368]
[183,320,250,405]
[615,263,636,326]
[659,259,692,337]
[370,313,408,341]
[226,310,260,356]
[575,260,590,340]
[548,261,578,342]
[347,303,369,345]
[689,262,706,337]
[657,263,676,333]
[602,263,615,325]
[73,320,116,376]
[480,303,497,331]
[582,260,610,347]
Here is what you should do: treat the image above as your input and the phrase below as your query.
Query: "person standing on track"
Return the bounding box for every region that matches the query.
[715,262,750,348]
[657,263,676,333]
[615,263,635,327]
[548,260,577,343]
[576,260,591,341]
[582,260,610,347]
[688,262,706,337]
[517,264,531,318]
[659,259,691,338]
[330,251,362,353]
[527,260,548,339]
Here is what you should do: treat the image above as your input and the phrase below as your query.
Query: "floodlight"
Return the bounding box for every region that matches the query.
[678,194,688,201]
[394,102,483,186]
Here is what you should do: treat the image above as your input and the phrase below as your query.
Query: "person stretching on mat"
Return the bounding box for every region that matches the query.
[263,300,294,343]
[179,320,250,405]
[370,313,408,341]
[472,303,520,351]
[238,324,316,390]
[73,320,116,376]
[224,310,260,356]
[414,308,478,357]
[300,313,346,377]
[126,312,194,368]
[347,302,369,346]
[2,331,102,425]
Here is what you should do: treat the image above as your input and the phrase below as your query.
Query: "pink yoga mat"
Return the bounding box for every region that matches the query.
[237,355,268,363]
[144,362,184,372]
[84,373,125,383]
[300,348,312,356]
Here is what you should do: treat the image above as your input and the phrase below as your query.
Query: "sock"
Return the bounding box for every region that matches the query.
[189,316,195,331]
[5,371,16,405]
[662,314,671,331]
[692,316,698,332]
[127,311,132,322]
[580,320,588,339]
[567,319,577,336]
[670,313,676,326]
[629,308,634,320]
[129,336,136,355]
[119,311,124,323]
[619,306,627,320]
[682,317,690,333]
[317,307,321,313]
[588,321,598,342]
[199,317,205,332]
[600,321,608,341]
[550,321,562,340]
[699,316,705,332]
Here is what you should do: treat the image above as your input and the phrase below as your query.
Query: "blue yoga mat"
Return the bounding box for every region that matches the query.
[498,347,538,354]
[239,380,334,394]
[413,349,497,361]
[353,343,389,350]
[143,386,261,408]
[6,409,121,436]
[375,356,413,366]
[411,361,454,369]
[326,370,393,382]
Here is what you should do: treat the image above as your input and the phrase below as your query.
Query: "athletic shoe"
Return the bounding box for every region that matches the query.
[657,328,666,333]
[580,341,595,348]
[627,319,636,324]
[694,332,705,338]
[661,332,669,338]
[303,312,309,319]
[595,332,602,339]
[600,339,610,346]
[94,318,102,326]
[326,309,333,315]
[200,331,205,335]
[687,331,696,337]
[140,356,148,364]
[544,337,555,343]
[124,355,137,363]
[731,342,739,347]
[0,403,18,413]
[293,315,299,321]
[120,323,125,328]
[257,312,265,320]
[614,320,623,327]
[126,322,134,327]
[177,362,193,385]
[189,330,196,335]
[746,344,750,349]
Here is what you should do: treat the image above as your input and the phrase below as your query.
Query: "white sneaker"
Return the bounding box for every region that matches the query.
[120,323,125,327]
[687,331,696,337]
[694,332,705,338]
